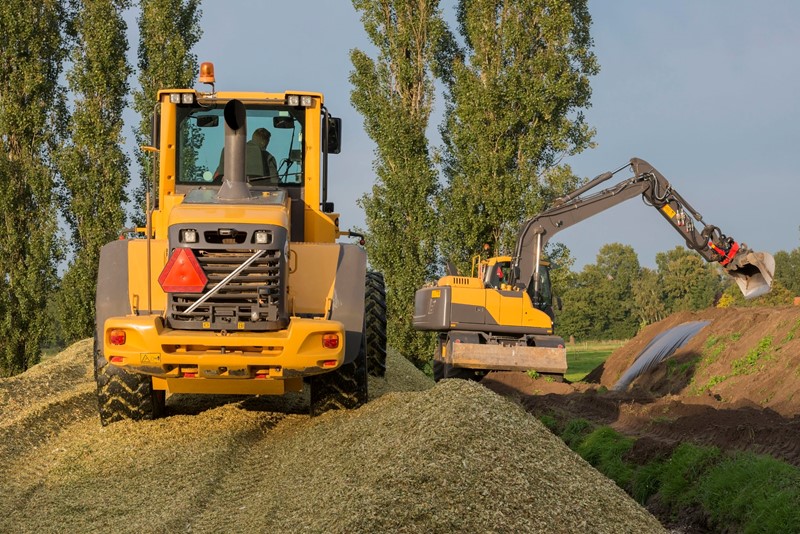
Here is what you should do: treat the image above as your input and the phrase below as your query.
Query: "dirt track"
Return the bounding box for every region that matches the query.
[0,343,664,533]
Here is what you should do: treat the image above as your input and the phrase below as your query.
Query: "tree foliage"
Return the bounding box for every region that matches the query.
[655,246,721,312]
[57,0,132,344]
[439,0,598,271]
[350,0,453,368]
[717,279,793,308]
[132,0,202,225]
[773,248,800,296]
[558,244,641,340]
[0,0,69,375]
[632,267,667,327]
[558,243,761,341]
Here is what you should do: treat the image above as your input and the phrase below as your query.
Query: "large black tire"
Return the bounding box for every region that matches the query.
[94,241,164,425]
[309,330,368,416]
[94,337,165,426]
[365,271,387,377]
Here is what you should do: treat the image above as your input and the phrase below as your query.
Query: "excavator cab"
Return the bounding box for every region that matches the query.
[479,256,514,290]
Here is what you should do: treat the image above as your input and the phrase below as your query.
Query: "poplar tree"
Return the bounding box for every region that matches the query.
[440,0,598,271]
[350,0,454,367]
[0,0,68,375]
[57,0,132,344]
[132,0,202,224]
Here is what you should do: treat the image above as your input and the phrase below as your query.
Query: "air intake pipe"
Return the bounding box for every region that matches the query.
[217,99,251,201]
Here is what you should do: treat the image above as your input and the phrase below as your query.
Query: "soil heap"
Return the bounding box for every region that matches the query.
[484,306,800,467]
[1,341,664,533]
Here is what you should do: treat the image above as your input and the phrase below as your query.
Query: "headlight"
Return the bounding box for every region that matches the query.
[286,94,313,107]
[181,229,198,243]
[254,230,271,244]
[168,93,195,104]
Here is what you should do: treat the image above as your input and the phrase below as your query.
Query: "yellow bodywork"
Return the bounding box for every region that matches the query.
[116,233,350,395]
[104,314,344,395]
[414,255,565,375]
[149,89,341,243]
[103,87,356,396]
[438,259,553,333]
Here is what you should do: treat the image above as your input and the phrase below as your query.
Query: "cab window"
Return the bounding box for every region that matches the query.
[176,106,305,186]
[485,260,513,289]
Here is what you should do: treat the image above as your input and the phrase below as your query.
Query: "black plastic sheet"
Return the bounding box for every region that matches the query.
[612,321,710,391]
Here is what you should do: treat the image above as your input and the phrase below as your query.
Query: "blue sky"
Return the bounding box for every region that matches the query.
[126,1,799,270]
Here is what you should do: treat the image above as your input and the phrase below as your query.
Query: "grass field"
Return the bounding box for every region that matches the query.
[566,340,627,382]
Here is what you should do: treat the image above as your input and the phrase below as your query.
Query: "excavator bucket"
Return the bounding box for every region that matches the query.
[726,252,775,300]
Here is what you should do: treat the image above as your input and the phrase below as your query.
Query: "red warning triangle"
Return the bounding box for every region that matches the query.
[158,248,208,293]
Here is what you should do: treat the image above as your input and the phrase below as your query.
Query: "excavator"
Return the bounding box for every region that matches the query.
[414,157,775,380]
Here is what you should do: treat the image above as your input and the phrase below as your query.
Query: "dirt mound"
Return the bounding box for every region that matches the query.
[591,306,800,416]
[483,306,800,467]
[0,343,663,533]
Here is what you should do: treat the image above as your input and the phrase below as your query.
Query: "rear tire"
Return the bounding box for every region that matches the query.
[309,331,368,416]
[94,336,165,426]
[365,271,387,377]
[94,242,165,426]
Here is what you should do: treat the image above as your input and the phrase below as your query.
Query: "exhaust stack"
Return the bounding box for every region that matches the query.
[726,251,775,300]
[217,99,251,201]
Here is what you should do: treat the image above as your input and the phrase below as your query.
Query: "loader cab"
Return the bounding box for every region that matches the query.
[174,105,306,188]
[152,84,342,244]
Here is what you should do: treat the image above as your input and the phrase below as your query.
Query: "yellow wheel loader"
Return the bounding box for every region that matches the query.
[414,158,774,381]
[94,63,387,425]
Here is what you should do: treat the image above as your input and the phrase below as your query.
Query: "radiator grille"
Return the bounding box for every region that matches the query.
[167,248,287,331]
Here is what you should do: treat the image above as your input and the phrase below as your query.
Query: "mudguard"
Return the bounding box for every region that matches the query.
[329,244,366,364]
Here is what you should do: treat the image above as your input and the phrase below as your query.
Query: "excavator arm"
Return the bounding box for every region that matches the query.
[512,158,774,300]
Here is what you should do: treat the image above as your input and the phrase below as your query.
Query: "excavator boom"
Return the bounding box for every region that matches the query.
[513,157,774,300]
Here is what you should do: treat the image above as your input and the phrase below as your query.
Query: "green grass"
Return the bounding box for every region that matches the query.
[698,335,774,392]
[700,452,800,533]
[566,340,625,382]
[576,427,635,487]
[730,336,774,376]
[550,419,800,533]
[782,318,800,343]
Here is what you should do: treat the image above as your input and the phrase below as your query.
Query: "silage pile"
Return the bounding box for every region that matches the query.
[1,342,664,533]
